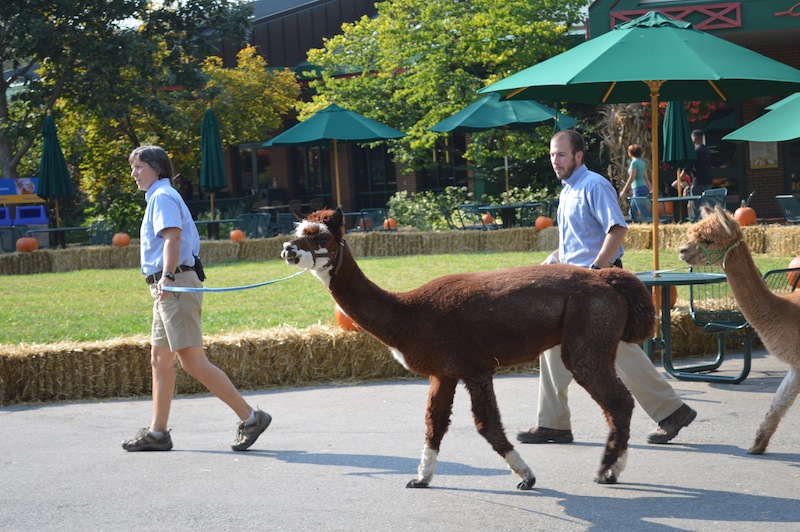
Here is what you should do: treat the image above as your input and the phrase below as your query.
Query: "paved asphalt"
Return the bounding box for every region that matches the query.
[1,349,799,531]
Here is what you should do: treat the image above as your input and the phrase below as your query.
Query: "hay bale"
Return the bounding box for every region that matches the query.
[532,226,558,251]
[624,224,651,251]
[764,226,800,256]
[741,225,767,254]
[0,249,53,275]
[199,240,240,264]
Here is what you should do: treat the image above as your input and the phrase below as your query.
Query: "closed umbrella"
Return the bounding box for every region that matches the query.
[662,101,696,196]
[264,104,405,207]
[37,111,74,239]
[200,106,227,220]
[480,11,800,270]
[430,93,578,203]
[723,93,800,142]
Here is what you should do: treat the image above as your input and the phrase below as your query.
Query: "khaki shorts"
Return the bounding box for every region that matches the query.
[150,270,203,352]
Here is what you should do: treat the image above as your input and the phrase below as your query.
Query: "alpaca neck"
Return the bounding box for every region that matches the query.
[721,241,776,321]
[328,246,406,345]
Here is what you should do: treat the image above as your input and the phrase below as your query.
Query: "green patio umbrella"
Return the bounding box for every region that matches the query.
[723,93,800,142]
[480,11,800,270]
[662,101,696,196]
[264,103,406,206]
[430,93,578,203]
[37,111,74,231]
[200,106,227,220]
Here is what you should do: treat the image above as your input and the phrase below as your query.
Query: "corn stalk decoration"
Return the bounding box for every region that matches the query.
[597,103,652,204]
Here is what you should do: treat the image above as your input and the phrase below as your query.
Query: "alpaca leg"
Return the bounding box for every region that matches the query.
[749,367,800,455]
[407,375,458,488]
[463,376,536,490]
[562,340,633,484]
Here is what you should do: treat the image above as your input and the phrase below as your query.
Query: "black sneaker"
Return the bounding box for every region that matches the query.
[231,410,272,451]
[516,426,574,444]
[122,428,173,451]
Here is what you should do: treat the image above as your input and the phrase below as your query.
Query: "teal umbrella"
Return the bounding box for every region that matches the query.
[723,93,800,142]
[430,94,578,203]
[662,101,696,195]
[37,112,74,231]
[264,104,406,206]
[200,107,227,220]
[480,11,800,270]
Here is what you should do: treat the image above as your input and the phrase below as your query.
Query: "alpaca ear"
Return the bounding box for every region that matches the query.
[330,207,345,239]
[715,205,734,234]
[291,209,306,221]
[700,205,714,219]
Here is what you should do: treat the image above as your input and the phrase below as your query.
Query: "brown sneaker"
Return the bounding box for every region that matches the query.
[516,426,574,444]
[647,404,697,444]
[122,428,173,451]
[231,410,272,451]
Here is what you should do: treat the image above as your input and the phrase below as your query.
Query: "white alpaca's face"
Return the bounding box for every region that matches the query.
[280,221,336,286]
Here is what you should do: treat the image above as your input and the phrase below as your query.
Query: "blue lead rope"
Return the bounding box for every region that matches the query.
[161,269,306,293]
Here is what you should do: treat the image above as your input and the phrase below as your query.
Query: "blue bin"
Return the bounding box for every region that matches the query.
[14,205,48,225]
[0,207,11,227]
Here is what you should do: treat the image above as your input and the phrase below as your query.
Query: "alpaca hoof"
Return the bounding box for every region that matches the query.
[517,477,536,490]
[747,445,766,455]
[595,472,618,485]
[406,479,429,488]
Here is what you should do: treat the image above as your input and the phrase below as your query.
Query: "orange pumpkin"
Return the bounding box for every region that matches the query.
[230,229,246,241]
[481,213,495,225]
[788,256,800,287]
[652,286,678,309]
[334,303,361,331]
[734,200,756,226]
[535,216,554,230]
[16,236,39,253]
[112,232,131,247]
[383,217,397,230]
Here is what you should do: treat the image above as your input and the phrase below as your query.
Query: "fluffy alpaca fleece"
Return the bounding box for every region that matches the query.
[282,208,655,489]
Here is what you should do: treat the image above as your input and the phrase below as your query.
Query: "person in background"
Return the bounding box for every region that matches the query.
[122,145,271,452]
[618,144,652,199]
[688,129,713,197]
[517,130,697,446]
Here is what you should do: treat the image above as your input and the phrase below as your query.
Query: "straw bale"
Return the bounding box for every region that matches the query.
[50,245,139,273]
[764,226,800,256]
[532,226,558,251]
[740,225,767,254]
[0,249,53,275]
[198,240,240,264]
[623,224,651,251]
[484,228,537,252]
[236,236,286,262]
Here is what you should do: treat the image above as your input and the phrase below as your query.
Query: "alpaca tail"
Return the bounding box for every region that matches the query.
[600,269,655,344]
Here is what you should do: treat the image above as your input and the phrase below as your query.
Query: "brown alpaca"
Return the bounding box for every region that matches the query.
[281,208,655,489]
[679,206,800,454]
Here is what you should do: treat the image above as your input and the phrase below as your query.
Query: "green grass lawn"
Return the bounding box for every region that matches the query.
[1,250,794,345]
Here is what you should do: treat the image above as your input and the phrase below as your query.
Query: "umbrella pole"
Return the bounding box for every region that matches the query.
[503,127,510,205]
[54,198,63,248]
[334,139,342,207]
[646,81,664,275]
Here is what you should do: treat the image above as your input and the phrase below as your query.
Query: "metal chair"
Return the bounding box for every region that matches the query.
[518,202,544,227]
[0,226,27,252]
[775,195,800,224]
[438,205,459,230]
[273,212,297,236]
[235,213,272,238]
[455,204,498,230]
[353,208,390,232]
[687,264,752,383]
[89,221,114,246]
[697,187,727,210]
[629,197,671,224]
[763,267,800,294]
[309,197,324,211]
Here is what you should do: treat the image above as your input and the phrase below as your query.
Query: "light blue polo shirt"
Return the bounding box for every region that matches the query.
[557,164,627,268]
[140,178,200,276]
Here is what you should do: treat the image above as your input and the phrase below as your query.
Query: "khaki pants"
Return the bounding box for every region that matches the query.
[537,342,683,430]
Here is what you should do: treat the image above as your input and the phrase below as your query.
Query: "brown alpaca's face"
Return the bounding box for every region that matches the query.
[678,206,740,266]
[280,209,343,286]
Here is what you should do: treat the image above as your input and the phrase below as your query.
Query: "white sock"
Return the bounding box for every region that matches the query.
[244,409,257,425]
[148,429,164,437]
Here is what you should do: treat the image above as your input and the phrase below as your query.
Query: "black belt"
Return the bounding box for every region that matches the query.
[145,265,195,285]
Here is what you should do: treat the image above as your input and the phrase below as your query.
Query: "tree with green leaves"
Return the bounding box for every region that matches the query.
[305,0,587,185]
[0,0,251,180]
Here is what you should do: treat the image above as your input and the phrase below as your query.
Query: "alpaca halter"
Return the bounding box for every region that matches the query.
[301,236,345,275]
[699,239,742,269]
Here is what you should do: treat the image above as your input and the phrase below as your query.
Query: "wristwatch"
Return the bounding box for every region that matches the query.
[163,271,176,282]
[590,264,601,270]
